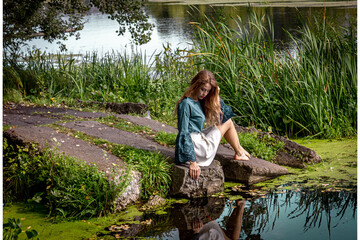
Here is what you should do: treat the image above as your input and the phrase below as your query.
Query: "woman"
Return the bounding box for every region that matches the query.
[175,70,250,180]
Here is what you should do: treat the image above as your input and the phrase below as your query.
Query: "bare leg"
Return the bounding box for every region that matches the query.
[216,119,250,160]
[223,200,246,239]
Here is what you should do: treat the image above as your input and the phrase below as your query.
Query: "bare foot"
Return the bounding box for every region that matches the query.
[234,153,249,161]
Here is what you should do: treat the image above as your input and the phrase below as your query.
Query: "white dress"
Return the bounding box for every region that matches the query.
[190,126,221,167]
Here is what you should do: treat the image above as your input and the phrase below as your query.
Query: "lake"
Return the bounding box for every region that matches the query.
[99,187,357,239]
[22,2,357,57]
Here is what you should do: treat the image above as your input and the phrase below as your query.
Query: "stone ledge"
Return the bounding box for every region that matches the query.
[220,156,289,185]
[3,126,141,212]
[171,160,224,198]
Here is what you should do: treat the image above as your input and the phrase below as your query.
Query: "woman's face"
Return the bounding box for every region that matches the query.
[196,83,212,101]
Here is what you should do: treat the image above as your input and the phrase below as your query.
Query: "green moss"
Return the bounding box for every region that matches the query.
[254,138,357,191]
[3,203,144,240]
[3,125,15,131]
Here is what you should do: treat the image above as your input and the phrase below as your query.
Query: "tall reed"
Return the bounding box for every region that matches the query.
[4,48,196,124]
[3,8,356,138]
[189,8,357,138]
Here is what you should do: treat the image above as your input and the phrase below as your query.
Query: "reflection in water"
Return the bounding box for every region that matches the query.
[170,198,246,240]
[239,189,356,240]
[131,189,356,239]
[22,3,356,57]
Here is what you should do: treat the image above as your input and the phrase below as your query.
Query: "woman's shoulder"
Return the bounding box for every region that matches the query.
[179,97,196,107]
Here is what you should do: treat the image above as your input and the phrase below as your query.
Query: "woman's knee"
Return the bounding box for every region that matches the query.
[216,118,233,135]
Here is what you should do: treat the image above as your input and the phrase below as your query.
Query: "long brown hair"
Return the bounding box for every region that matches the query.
[176,70,222,126]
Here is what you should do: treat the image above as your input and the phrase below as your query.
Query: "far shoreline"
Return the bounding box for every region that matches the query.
[147,0,357,8]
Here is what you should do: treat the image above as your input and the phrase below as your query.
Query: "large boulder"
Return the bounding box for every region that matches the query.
[76,100,148,115]
[216,145,289,185]
[106,102,148,115]
[171,160,224,198]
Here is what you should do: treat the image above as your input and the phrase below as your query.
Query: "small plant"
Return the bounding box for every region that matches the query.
[154,132,177,147]
[3,218,39,240]
[237,132,284,161]
[111,145,172,199]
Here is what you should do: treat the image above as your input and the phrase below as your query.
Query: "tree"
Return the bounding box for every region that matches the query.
[3,0,154,52]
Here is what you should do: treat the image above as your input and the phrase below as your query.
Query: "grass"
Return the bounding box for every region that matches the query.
[188,7,357,138]
[154,131,177,147]
[4,9,356,138]
[3,139,128,219]
[46,123,173,200]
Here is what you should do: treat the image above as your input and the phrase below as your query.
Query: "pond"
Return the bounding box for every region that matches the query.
[3,185,356,239]
[22,2,357,57]
[98,187,356,239]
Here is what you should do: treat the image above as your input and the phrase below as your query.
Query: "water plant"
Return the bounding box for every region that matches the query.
[2,7,356,138]
[189,8,357,138]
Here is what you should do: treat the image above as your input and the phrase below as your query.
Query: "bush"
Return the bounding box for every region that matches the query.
[3,138,129,218]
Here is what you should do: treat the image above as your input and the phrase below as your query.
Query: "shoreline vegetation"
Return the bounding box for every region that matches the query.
[4,8,356,139]
[147,0,357,8]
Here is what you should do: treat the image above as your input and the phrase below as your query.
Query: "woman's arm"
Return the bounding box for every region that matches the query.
[176,99,201,180]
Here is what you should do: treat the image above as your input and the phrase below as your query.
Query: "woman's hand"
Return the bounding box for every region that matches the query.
[189,161,201,180]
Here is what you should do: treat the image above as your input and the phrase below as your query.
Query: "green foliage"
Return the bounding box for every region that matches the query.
[3,138,129,218]
[3,0,153,52]
[154,132,177,147]
[111,145,172,199]
[3,217,39,240]
[238,132,284,161]
[189,8,357,138]
[2,7,356,138]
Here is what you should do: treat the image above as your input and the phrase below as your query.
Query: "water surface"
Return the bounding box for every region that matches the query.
[99,188,357,239]
[22,3,357,57]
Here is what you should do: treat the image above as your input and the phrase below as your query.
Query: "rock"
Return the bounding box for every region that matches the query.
[139,195,167,211]
[3,126,141,212]
[216,145,288,185]
[273,151,306,168]
[113,170,142,212]
[106,102,148,115]
[171,160,224,198]
[75,100,148,115]
[116,114,177,134]
[234,124,322,168]
[218,156,289,185]
[61,121,175,159]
